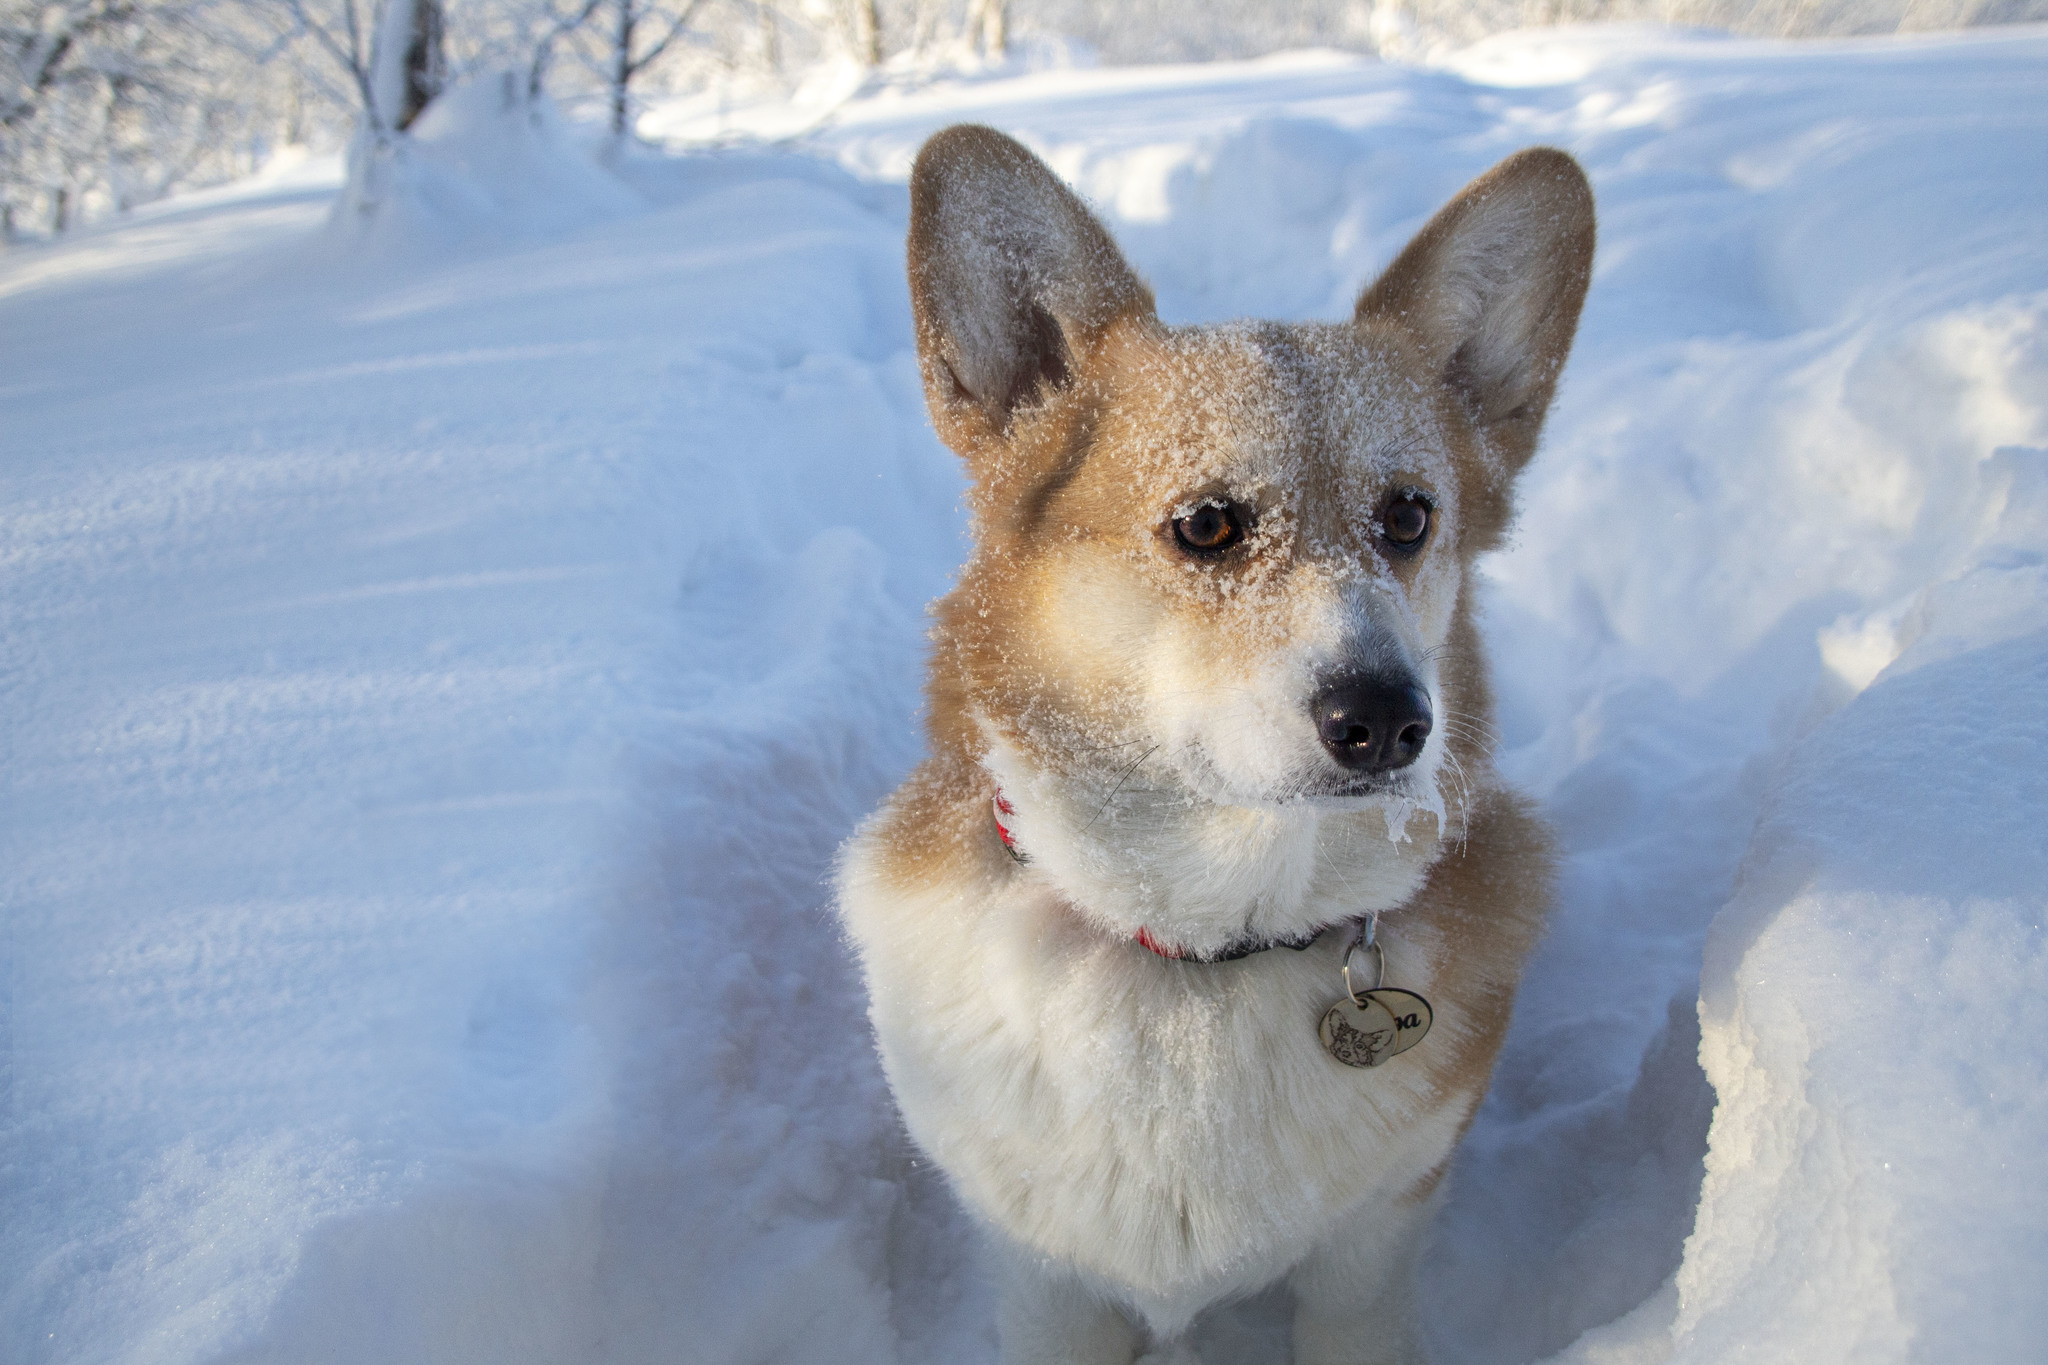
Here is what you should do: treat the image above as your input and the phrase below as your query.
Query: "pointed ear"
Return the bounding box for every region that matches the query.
[1356,148,1594,467]
[908,125,1154,457]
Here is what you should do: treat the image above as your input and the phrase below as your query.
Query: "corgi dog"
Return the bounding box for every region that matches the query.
[838,125,1593,1364]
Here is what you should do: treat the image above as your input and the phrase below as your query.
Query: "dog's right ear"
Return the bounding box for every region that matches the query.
[908,125,1154,461]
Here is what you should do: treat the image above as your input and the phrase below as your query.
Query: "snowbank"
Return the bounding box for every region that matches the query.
[3,22,2045,1365]
[1670,458,2048,1361]
[332,73,645,257]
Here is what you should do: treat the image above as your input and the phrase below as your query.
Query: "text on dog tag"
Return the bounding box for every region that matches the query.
[1360,988,1432,1058]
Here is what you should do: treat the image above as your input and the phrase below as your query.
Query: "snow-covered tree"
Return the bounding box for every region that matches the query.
[2,0,311,236]
[595,0,705,136]
[519,0,602,97]
[278,0,445,133]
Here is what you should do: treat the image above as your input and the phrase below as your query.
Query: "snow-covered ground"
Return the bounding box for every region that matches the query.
[4,23,2045,1365]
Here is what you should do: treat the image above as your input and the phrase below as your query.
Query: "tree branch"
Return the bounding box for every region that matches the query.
[527,0,604,98]
[625,0,707,77]
[1,12,84,131]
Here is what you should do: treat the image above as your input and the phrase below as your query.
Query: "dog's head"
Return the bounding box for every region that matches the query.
[908,126,1592,951]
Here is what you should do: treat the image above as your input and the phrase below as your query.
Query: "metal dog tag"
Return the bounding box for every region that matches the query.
[1319,994,1402,1068]
[1320,919,1433,1068]
[1360,988,1432,1058]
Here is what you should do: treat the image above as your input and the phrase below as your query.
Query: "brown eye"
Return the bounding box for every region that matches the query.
[1380,494,1431,550]
[1172,502,1245,556]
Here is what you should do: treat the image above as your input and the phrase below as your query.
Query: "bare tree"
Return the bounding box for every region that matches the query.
[599,0,704,137]
[385,0,443,128]
[2,0,99,135]
[524,0,603,98]
[278,0,443,133]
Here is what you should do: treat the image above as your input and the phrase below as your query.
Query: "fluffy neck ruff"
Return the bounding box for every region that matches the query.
[980,739,1444,960]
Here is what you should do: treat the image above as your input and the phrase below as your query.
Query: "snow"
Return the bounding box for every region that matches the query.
[1658,450,2048,1364]
[4,25,2046,1365]
[333,76,648,256]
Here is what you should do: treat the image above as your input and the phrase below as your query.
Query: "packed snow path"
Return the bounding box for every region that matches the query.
[4,25,2045,1365]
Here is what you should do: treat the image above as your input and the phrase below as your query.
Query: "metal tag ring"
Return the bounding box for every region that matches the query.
[1342,936,1384,1005]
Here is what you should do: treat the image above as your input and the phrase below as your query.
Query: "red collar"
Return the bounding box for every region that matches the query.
[992,786,1333,963]
[992,789,1026,861]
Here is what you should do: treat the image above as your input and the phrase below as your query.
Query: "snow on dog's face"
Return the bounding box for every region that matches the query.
[1036,319,1461,812]
[906,127,1593,952]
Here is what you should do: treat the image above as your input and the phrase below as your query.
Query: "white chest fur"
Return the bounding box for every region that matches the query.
[838,855,1470,1325]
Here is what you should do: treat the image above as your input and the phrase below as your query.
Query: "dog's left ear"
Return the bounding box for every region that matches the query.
[907,125,1154,462]
[1357,148,1595,470]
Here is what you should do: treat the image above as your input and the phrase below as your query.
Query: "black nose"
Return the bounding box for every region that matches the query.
[1312,678,1433,773]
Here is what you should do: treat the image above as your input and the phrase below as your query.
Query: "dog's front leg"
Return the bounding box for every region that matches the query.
[995,1249,1145,1365]
[1288,1187,1441,1365]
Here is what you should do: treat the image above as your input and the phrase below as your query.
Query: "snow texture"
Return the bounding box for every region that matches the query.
[3,22,2046,1365]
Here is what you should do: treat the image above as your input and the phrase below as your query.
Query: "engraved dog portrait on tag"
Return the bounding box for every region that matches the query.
[1320,996,1401,1068]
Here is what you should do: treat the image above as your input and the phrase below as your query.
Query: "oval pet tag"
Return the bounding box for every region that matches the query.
[1320,993,1403,1069]
[1361,988,1433,1058]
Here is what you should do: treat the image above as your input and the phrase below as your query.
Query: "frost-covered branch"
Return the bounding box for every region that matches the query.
[274,0,442,133]
[2,0,291,233]
[626,0,702,69]
[275,0,378,119]
[524,0,602,98]
[599,0,709,136]
[2,0,144,130]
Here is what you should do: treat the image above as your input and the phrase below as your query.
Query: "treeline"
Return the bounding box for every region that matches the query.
[4,0,2042,241]
[1,0,957,238]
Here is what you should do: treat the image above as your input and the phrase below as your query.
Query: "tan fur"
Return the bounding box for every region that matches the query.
[841,125,1593,1361]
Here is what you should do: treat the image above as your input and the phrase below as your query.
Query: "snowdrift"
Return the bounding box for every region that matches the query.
[2,23,2044,1365]
[332,73,646,256]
